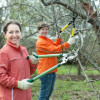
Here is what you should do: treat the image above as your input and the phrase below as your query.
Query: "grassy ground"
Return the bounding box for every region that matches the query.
[31,65,100,100]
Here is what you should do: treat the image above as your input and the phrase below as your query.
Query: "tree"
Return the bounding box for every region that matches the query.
[0,8,5,49]
[0,0,100,98]
[41,0,100,43]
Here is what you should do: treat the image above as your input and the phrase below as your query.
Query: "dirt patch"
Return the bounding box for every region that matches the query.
[56,74,100,81]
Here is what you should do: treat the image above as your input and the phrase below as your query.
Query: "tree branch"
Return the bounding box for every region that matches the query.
[41,0,100,29]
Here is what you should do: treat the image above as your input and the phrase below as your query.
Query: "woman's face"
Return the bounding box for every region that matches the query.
[38,27,49,37]
[4,24,21,47]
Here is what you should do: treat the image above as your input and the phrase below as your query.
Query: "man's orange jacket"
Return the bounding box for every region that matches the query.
[36,35,69,74]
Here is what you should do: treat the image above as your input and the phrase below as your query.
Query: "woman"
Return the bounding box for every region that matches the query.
[0,20,39,100]
[36,22,76,100]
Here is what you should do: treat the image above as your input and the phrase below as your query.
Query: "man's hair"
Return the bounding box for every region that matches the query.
[38,22,49,30]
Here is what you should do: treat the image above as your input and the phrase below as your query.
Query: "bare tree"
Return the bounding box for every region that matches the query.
[0,8,5,49]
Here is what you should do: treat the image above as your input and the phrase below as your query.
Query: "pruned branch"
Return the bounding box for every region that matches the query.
[82,2,97,19]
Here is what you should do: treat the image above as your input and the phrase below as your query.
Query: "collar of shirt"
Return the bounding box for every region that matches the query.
[6,41,22,52]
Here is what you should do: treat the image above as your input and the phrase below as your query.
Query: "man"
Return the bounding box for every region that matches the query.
[36,22,75,100]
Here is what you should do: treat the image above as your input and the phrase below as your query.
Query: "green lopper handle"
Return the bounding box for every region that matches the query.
[27,53,63,59]
[27,63,62,83]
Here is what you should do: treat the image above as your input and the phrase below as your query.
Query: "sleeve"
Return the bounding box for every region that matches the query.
[37,40,69,53]
[49,37,63,46]
[0,52,17,88]
[55,38,63,45]
[28,59,38,75]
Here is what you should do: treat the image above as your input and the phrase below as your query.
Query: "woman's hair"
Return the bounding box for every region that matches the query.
[3,20,22,34]
[38,21,49,30]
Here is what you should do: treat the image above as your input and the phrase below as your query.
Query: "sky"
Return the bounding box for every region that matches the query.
[95,0,99,6]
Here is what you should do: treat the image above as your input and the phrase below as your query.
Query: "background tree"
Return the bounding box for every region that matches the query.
[0,0,100,98]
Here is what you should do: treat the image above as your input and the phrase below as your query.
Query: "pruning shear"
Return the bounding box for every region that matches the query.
[27,52,78,83]
[58,14,77,37]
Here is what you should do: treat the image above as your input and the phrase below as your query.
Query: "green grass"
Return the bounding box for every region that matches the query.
[85,69,99,75]
[57,65,78,75]
[57,65,100,76]
[31,65,100,100]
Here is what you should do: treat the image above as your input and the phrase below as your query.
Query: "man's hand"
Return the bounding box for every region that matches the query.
[67,37,76,45]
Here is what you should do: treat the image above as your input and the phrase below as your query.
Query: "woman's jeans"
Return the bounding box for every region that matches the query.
[38,73,56,100]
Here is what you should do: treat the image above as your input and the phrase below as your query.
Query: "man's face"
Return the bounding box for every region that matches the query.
[38,27,49,37]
